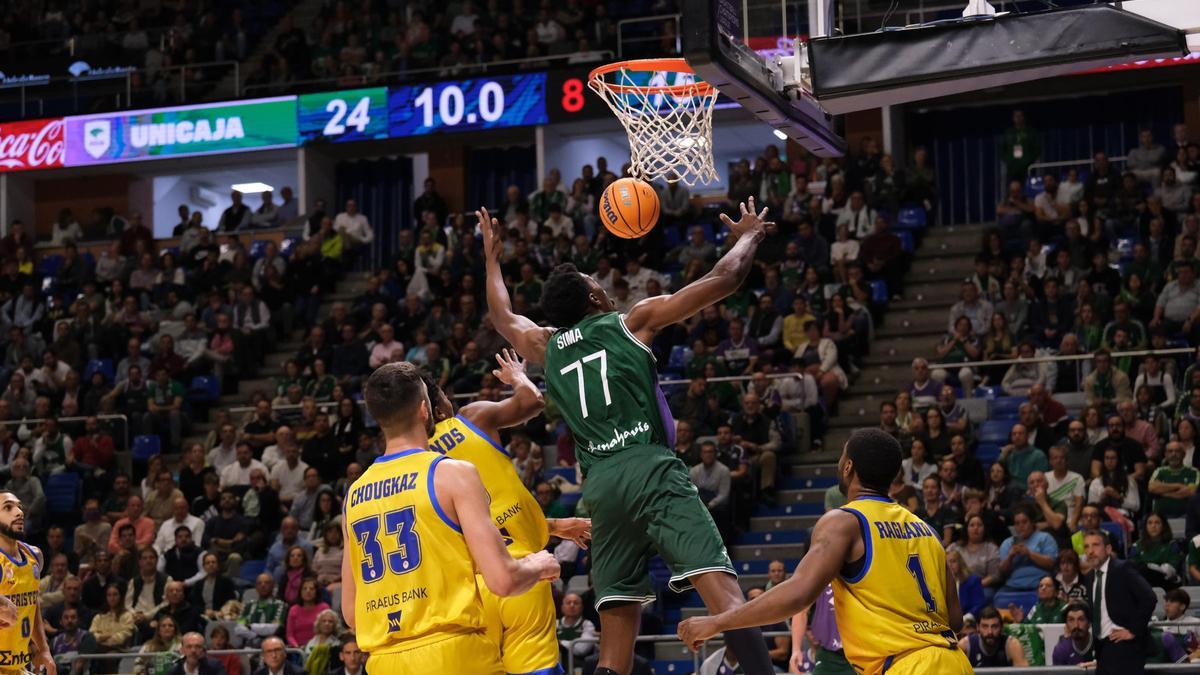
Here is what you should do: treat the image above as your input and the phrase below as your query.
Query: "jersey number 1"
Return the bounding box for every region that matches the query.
[559,349,611,418]
[906,554,937,613]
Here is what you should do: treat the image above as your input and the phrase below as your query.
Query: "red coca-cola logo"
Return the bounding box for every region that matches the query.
[0,118,65,171]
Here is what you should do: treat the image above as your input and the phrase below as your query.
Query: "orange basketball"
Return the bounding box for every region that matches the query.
[599,177,659,239]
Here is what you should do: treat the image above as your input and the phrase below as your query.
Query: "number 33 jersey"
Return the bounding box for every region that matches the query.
[832,495,959,675]
[344,448,485,655]
[0,543,41,671]
[543,312,672,476]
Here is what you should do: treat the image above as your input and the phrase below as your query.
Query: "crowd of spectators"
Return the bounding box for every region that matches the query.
[1,0,289,107]
[0,135,940,671]
[827,117,1200,668]
[251,0,673,91]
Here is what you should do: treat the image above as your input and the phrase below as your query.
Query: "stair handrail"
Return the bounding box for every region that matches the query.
[228,373,805,414]
[1025,155,1128,178]
[926,346,1194,372]
[0,414,130,450]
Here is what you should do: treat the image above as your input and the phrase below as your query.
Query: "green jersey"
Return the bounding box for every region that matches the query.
[1150,464,1200,517]
[543,312,670,475]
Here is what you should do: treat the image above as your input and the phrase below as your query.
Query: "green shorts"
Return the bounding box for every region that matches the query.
[582,444,735,608]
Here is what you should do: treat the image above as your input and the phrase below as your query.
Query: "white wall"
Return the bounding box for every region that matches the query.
[149,160,298,237]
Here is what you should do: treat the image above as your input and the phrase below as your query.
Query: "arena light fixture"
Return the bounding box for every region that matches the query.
[231,182,274,194]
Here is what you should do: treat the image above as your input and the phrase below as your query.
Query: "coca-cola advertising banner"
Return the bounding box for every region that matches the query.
[0,118,65,172]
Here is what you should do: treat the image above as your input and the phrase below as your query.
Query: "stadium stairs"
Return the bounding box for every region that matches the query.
[176,270,375,454]
[651,224,984,672]
[212,0,327,99]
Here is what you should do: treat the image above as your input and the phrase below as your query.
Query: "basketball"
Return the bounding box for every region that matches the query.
[599,177,660,239]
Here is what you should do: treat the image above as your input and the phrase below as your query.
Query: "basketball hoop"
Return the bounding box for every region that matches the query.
[589,58,719,186]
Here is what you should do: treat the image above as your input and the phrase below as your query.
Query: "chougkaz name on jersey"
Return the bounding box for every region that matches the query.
[347,472,419,507]
[586,420,650,454]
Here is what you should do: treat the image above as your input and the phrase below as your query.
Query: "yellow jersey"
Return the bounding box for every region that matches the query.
[431,416,549,558]
[832,495,958,675]
[344,448,485,654]
[0,542,40,671]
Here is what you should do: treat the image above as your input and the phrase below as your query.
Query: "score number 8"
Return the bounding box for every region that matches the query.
[561,78,585,113]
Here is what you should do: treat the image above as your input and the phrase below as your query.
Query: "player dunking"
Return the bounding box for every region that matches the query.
[478,200,777,675]
[340,362,560,675]
[425,348,591,674]
[0,492,54,675]
[678,429,974,675]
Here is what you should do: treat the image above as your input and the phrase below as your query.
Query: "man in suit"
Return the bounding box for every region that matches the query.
[1083,529,1156,674]
[328,638,367,675]
[253,636,305,675]
[167,632,224,675]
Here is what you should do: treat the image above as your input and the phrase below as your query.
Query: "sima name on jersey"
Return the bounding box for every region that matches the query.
[555,328,583,350]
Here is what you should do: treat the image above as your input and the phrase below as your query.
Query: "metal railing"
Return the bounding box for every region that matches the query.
[242,51,613,97]
[564,631,790,673]
[0,414,130,451]
[0,59,240,118]
[68,646,303,666]
[926,346,1195,372]
[1026,155,1128,179]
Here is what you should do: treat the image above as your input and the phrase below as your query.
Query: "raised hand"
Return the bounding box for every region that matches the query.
[491,348,526,385]
[718,196,771,240]
[476,207,503,264]
[549,517,592,549]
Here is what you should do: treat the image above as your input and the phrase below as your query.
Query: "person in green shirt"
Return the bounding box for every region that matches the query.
[1012,575,1066,625]
[1002,109,1040,184]
[535,481,570,518]
[824,483,847,512]
[1148,441,1199,517]
[274,360,307,398]
[238,573,287,646]
[1131,513,1184,589]
[1001,424,1049,490]
[147,367,186,452]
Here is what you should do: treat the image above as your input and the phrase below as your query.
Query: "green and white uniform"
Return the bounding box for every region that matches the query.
[544,312,734,607]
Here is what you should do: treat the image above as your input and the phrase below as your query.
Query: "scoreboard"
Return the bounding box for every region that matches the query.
[41,65,708,170]
[298,87,389,144]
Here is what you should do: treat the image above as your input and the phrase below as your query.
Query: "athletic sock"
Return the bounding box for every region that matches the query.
[723,627,776,675]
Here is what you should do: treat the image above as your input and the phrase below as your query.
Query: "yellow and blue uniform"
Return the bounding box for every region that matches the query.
[344,447,502,675]
[432,416,561,675]
[0,542,41,673]
[832,495,974,675]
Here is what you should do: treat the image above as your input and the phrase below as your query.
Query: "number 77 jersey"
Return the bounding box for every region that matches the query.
[343,448,487,655]
[543,312,673,476]
[832,495,961,674]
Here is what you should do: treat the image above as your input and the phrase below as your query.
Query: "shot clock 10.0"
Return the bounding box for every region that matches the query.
[295,67,687,144]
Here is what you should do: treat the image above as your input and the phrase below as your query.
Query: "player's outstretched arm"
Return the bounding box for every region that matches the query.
[624,198,770,344]
[944,559,963,634]
[438,458,560,596]
[341,521,357,632]
[29,546,56,675]
[460,348,545,433]
[677,508,856,650]
[477,207,553,364]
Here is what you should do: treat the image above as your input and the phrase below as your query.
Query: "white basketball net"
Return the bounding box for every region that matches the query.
[589,65,719,186]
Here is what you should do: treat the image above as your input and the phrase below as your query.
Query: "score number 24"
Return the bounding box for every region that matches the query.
[324,97,373,136]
